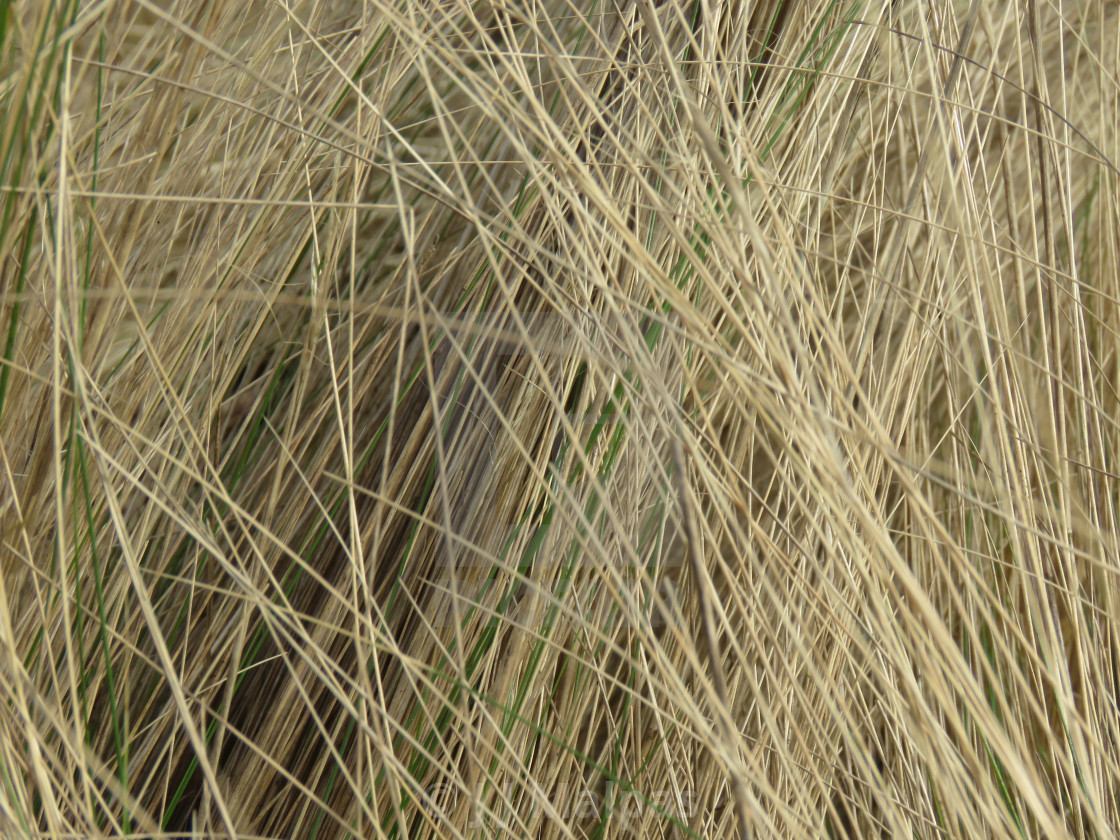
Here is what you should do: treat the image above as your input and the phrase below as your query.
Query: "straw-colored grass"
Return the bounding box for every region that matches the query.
[2,0,1119,837]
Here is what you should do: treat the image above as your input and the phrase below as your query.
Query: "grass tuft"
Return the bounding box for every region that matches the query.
[2,1,1120,838]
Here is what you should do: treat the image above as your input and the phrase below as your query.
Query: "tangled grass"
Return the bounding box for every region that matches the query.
[2,0,1119,837]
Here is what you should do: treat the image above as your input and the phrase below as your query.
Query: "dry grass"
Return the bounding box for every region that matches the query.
[2,0,1119,837]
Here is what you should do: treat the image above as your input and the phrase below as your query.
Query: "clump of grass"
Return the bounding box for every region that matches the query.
[2,1,1119,838]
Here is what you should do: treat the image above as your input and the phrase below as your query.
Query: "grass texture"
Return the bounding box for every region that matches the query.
[2,0,1120,837]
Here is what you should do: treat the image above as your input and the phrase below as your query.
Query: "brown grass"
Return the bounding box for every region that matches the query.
[2,0,1119,837]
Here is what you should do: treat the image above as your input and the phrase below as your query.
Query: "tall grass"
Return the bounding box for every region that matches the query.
[1,0,1119,837]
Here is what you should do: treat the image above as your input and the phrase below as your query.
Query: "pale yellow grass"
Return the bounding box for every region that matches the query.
[1,1,1119,838]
